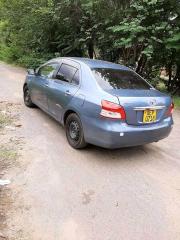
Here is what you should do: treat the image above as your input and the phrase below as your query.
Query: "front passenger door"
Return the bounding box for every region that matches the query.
[30,63,59,111]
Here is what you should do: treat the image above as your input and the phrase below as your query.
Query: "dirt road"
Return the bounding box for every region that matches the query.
[0,61,180,240]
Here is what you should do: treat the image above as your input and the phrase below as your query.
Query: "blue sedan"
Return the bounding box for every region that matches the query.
[23,57,174,149]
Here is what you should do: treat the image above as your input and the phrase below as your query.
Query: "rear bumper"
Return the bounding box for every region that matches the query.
[83,116,173,149]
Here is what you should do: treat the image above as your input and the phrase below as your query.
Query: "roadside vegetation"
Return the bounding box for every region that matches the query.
[0,142,19,239]
[173,96,180,108]
[0,102,20,172]
[0,0,179,99]
[0,111,13,129]
[0,102,22,239]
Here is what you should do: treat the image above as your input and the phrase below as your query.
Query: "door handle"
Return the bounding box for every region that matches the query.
[44,83,49,87]
[65,90,72,96]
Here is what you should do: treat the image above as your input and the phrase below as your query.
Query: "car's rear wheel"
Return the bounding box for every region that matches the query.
[23,86,36,108]
[65,113,87,149]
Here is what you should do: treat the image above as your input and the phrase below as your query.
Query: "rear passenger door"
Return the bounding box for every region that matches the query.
[47,60,80,121]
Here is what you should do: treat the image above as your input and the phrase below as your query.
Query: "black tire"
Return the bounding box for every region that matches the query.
[23,86,36,108]
[65,113,87,149]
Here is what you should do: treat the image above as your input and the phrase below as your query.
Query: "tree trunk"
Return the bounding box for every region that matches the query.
[167,64,172,92]
[88,41,94,59]
[172,65,180,95]
[136,54,147,75]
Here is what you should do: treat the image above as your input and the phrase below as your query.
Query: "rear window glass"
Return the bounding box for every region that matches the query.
[56,64,77,83]
[92,68,151,90]
[72,70,80,85]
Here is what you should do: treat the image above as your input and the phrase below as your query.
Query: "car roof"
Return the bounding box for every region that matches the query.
[51,57,130,71]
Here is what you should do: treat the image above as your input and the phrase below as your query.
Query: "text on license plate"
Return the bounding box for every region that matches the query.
[143,110,157,123]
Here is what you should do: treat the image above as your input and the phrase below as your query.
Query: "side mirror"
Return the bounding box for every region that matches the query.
[27,69,35,75]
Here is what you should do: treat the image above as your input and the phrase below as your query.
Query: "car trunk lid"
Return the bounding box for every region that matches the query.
[106,89,171,126]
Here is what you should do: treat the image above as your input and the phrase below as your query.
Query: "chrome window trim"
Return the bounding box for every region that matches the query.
[134,106,166,111]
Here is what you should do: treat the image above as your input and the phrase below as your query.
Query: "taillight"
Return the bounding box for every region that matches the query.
[166,102,174,116]
[100,100,126,120]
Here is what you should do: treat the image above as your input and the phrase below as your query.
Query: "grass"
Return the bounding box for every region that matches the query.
[0,111,13,129]
[0,147,18,162]
[173,96,180,109]
[156,80,180,109]
[0,144,19,173]
[0,145,18,232]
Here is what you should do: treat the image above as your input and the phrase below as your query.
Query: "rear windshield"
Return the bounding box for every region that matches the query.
[92,68,151,90]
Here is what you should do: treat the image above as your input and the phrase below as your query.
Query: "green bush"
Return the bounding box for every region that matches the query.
[173,96,180,108]
[0,44,53,68]
[17,54,48,69]
[0,44,23,63]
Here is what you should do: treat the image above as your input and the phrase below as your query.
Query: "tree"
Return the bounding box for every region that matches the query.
[0,0,179,93]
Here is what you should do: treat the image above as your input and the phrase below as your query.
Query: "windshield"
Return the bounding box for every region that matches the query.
[92,68,151,90]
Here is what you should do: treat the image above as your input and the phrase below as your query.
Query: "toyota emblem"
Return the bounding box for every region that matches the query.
[150,99,156,106]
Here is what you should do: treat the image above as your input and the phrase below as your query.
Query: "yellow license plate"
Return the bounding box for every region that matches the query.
[143,110,157,123]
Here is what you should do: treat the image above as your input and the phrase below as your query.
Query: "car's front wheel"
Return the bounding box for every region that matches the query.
[23,86,36,108]
[65,113,87,149]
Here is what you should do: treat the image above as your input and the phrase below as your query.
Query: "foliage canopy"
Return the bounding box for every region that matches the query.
[0,0,179,93]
